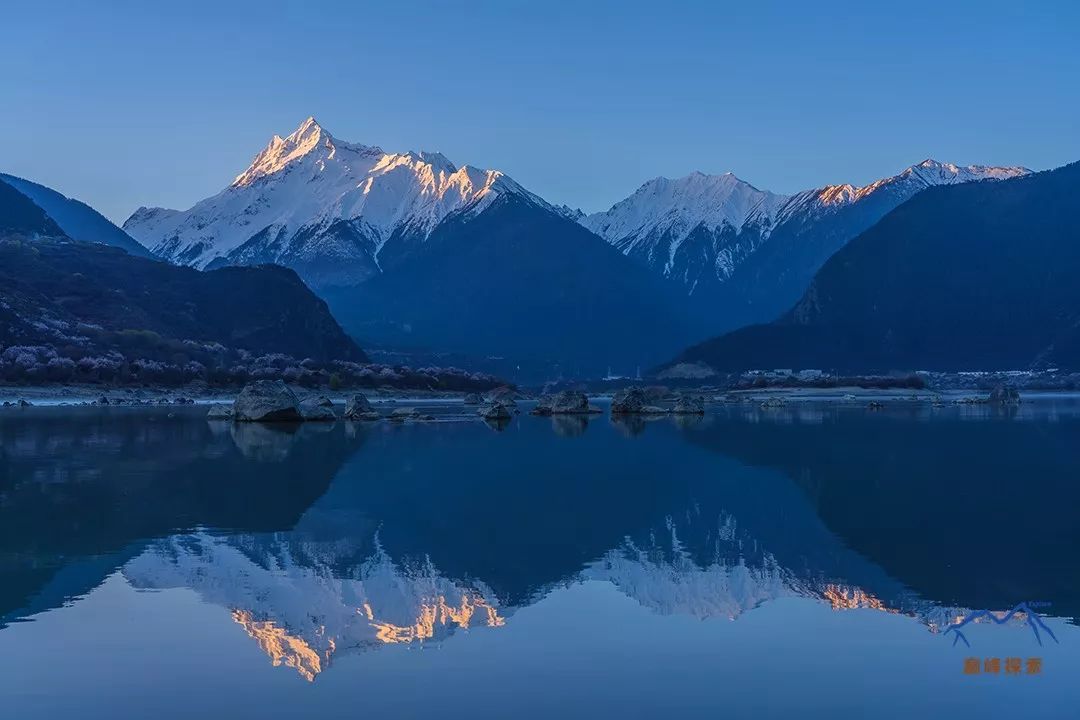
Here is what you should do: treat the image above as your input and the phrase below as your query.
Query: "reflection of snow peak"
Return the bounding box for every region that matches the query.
[121,511,982,681]
[231,610,330,682]
[584,515,800,620]
[123,532,506,681]
[582,513,972,634]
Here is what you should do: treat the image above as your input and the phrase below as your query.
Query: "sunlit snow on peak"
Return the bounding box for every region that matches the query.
[124,117,541,271]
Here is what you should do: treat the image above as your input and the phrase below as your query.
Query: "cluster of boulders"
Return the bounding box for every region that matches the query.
[530,390,601,416]
[609,388,704,415]
[474,386,522,421]
[1,399,34,407]
[97,395,196,406]
[209,380,393,424]
[206,382,717,426]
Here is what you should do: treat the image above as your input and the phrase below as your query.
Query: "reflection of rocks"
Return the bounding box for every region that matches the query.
[479,402,512,420]
[987,385,1021,405]
[610,414,647,437]
[671,413,705,430]
[672,394,705,415]
[207,404,234,420]
[230,422,301,461]
[551,414,589,437]
[123,533,508,681]
[483,416,512,432]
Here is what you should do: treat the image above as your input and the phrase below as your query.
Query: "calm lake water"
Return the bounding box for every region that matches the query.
[1,400,1078,718]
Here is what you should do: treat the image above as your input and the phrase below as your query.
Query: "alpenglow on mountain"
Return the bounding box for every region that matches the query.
[583,159,1029,329]
[123,117,548,288]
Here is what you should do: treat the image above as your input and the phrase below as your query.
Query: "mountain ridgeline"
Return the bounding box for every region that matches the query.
[0,175,369,386]
[668,162,1080,373]
[120,117,1044,379]
[123,117,707,378]
[582,160,1029,331]
[0,173,153,257]
[322,192,706,377]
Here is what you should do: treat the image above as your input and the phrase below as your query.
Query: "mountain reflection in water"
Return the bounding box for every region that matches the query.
[1,400,1078,682]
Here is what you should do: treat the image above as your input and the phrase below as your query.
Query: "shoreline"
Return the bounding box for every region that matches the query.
[5,383,1080,408]
[0,384,483,407]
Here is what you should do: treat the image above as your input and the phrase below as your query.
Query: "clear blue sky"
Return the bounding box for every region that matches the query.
[2,0,1077,223]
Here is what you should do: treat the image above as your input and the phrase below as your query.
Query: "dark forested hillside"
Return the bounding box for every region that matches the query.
[0,236,368,385]
[667,161,1080,373]
[326,194,706,380]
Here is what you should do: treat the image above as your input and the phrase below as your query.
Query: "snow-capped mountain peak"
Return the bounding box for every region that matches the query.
[123,117,540,285]
[583,171,790,246]
[232,116,365,188]
[902,157,1029,186]
[585,158,1031,299]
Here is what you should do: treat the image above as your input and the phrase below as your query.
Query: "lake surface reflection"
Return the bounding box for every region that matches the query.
[1,401,1078,718]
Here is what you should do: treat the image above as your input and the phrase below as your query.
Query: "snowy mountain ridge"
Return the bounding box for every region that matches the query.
[123,117,545,285]
[582,158,1029,298]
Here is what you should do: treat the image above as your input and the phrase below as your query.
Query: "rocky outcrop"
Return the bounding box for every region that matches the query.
[987,385,1021,405]
[672,394,705,415]
[233,380,302,422]
[530,395,555,416]
[300,400,337,421]
[388,408,422,422]
[760,396,786,409]
[549,390,599,415]
[610,388,648,414]
[343,394,379,420]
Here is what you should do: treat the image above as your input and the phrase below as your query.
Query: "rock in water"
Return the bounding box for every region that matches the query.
[463,392,483,405]
[388,407,421,422]
[479,402,512,420]
[206,404,234,421]
[550,390,591,414]
[233,380,302,422]
[484,386,518,406]
[316,396,335,408]
[531,395,555,416]
[987,385,1021,405]
[760,397,786,408]
[611,388,648,414]
[672,394,705,415]
[300,400,337,421]
[344,394,379,420]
